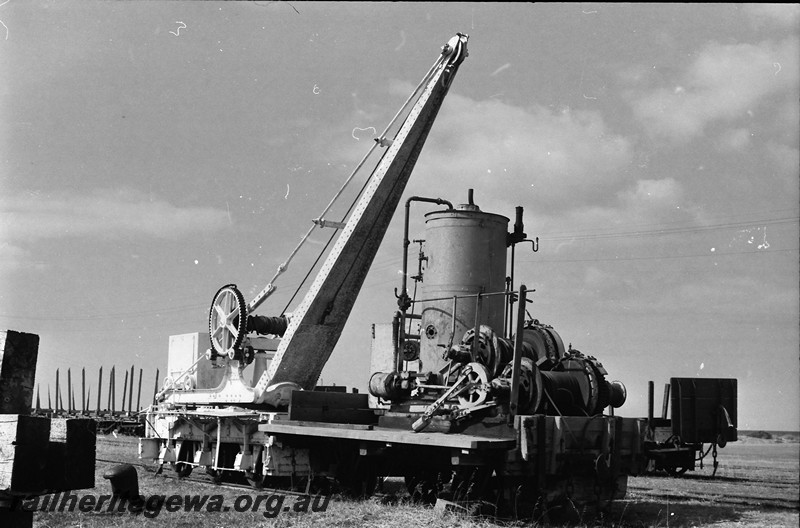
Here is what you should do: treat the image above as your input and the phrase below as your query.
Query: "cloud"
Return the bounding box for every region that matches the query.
[715,128,752,151]
[742,4,800,28]
[619,178,683,209]
[0,242,46,275]
[324,87,708,258]
[0,188,231,243]
[629,37,799,142]
[668,274,798,319]
[385,89,635,214]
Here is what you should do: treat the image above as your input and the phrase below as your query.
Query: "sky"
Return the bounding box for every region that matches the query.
[1,2,798,430]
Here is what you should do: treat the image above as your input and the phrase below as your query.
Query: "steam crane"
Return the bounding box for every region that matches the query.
[141,34,652,516]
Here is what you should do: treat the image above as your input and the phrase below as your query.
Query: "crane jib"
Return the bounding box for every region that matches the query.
[254,35,469,403]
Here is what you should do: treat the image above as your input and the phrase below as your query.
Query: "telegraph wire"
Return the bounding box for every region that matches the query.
[540,216,797,242]
[2,214,795,323]
[540,208,798,239]
[518,247,798,264]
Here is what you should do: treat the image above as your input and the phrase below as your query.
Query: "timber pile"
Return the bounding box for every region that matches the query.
[0,330,97,528]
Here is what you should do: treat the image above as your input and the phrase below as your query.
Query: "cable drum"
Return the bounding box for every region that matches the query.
[517,323,565,363]
[460,325,510,378]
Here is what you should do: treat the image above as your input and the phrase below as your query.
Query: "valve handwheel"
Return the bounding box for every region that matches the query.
[209,284,248,359]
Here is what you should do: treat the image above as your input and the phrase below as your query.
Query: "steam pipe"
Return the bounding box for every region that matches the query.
[398,196,454,311]
[392,311,401,371]
[396,196,453,354]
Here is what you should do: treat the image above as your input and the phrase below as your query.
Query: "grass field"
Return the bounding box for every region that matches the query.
[27,433,799,527]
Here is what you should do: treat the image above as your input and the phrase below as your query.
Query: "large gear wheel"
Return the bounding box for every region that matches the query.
[209,284,248,360]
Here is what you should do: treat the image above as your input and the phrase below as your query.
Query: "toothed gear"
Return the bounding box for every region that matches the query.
[209,284,248,360]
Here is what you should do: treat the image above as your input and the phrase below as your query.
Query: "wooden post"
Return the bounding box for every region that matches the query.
[111,366,116,414]
[0,330,39,415]
[661,382,671,420]
[81,368,86,415]
[128,364,134,414]
[136,368,143,412]
[153,368,159,405]
[107,366,113,415]
[96,366,103,414]
[67,369,72,414]
[55,369,61,414]
[47,386,51,413]
[121,369,128,414]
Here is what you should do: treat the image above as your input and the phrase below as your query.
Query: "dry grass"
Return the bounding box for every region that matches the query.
[27,435,800,528]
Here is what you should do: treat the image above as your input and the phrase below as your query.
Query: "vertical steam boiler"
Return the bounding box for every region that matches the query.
[417,192,508,380]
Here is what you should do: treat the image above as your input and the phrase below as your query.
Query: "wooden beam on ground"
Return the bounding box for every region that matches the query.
[0,414,50,494]
[45,418,96,491]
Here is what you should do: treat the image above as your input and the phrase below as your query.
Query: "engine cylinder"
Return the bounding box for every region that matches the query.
[368,371,408,401]
[416,198,509,380]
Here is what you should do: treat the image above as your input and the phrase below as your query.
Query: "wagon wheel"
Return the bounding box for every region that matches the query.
[405,471,451,505]
[245,452,265,488]
[245,474,265,488]
[334,447,376,498]
[205,467,225,484]
[451,466,496,513]
[171,441,194,478]
[666,466,688,477]
[337,464,377,498]
[664,437,689,477]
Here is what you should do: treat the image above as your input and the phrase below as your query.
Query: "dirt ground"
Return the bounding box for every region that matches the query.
[26,433,800,527]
